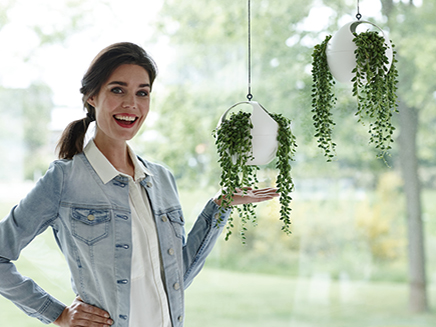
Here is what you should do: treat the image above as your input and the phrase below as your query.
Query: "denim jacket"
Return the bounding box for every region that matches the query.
[0,152,229,326]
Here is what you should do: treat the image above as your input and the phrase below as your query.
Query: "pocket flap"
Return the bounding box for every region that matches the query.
[166,210,185,225]
[72,208,110,225]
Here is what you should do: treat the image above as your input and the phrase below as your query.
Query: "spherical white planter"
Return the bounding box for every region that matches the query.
[219,101,278,165]
[326,20,393,84]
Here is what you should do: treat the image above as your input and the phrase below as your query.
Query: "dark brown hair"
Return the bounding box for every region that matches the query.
[57,42,158,159]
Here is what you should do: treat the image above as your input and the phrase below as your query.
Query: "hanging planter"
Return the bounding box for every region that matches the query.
[213,101,297,241]
[326,20,393,83]
[311,19,399,161]
[212,0,297,242]
[219,101,279,166]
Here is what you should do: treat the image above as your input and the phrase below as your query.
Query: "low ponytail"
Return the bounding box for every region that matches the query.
[55,42,157,160]
[57,109,95,159]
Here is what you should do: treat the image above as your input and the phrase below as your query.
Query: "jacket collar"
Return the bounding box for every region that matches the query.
[83,139,153,184]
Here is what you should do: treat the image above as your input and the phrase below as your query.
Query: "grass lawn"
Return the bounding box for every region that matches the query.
[185,268,436,327]
[2,262,436,326]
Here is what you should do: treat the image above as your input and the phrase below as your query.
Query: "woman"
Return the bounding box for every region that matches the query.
[0,42,278,327]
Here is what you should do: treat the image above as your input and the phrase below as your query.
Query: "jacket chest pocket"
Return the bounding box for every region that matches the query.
[71,208,111,245]
[166,211,185,240]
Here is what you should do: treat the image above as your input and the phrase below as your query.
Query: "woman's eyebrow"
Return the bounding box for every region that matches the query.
[108,81,150,88]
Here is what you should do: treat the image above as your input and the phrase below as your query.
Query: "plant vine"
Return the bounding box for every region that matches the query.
[352,31,399,160]
[311,30,398,161]
[311,35,337,162]
[214,109,297,242]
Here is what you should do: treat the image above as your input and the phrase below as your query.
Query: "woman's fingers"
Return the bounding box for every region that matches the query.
[231,187,279,205]
[54,296,113,327]
[213,187,280,207]
[75,299,110,319]
[71,299,113,326]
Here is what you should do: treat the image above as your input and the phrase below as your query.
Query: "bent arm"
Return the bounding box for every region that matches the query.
[182,199,230,288]
[0,256,65,323]
[0,162,66,324]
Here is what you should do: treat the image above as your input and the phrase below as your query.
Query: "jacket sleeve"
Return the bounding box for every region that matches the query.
[182,199,230,288]
[0,161,67,324]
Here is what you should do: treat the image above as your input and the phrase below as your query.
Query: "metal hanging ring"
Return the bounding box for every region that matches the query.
[247,93,253,101]
[356,13,362,20]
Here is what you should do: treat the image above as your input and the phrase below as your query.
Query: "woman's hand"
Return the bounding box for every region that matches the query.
[53,296,113,327]
[213,187,279,207]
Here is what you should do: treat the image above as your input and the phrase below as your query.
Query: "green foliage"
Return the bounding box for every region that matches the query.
[213,109,297,241]
[310,35,337,162]
[311,31,399,162]
[214,111,259,242]
[352,31,399,160]
[269,112,297,233]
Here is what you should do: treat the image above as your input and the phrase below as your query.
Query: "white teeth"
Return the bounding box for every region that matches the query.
[115,115,136,121]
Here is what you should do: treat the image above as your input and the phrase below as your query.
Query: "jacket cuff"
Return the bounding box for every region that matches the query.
[35,297,66,325]
[206,199,231,228]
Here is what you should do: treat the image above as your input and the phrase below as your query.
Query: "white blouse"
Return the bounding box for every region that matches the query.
[84,140,172,327]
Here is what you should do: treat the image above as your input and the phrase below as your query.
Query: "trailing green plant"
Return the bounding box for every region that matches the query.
[352,31,399,159]
[214,110,297,242]
[311,34,337,162]
[311,31,398,161]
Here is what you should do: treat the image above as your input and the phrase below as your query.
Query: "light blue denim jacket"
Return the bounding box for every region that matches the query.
[0,152,229,326]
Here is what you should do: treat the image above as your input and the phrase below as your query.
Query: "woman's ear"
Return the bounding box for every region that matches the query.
[87,96,96,108]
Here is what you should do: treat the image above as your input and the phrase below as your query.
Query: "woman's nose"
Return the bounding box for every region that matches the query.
[122,94,136,109]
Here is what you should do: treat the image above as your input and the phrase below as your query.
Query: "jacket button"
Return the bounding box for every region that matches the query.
[173,282,180,290]
[178,315,183,322]
[87,214,95,221]
[147,182,153,188]
[161,215,168,222]
[168,248,175,255]
[117,279,129,284]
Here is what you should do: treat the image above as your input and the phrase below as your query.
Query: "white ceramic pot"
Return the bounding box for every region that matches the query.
[218,101,278,165]
[326,20,393,84]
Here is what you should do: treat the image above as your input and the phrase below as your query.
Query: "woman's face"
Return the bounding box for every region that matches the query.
[87,64,151,146]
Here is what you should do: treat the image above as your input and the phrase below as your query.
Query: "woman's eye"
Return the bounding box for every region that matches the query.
[137,90,149,97]
[111,87,123,94]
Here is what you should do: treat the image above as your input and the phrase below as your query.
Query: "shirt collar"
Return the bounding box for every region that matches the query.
[83,139,153,184]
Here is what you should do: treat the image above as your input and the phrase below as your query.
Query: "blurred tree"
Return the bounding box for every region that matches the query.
[0,0,93,181]
[22,83,53,180]
[0,84,53,181]
[381,0,436,313]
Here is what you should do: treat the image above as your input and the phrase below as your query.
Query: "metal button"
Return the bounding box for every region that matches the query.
[178,316,183,322]
[180,215,184,222]
[146,182,153,188]
[168,248,175,255]
[161,215,168,222]
[87,214,95,221]
[214,213,220,220]
[173,282,180,290]
[117,279,129,284]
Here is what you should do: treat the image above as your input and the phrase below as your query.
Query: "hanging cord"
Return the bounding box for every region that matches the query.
[246,0,253,101]
[356,0,362,20]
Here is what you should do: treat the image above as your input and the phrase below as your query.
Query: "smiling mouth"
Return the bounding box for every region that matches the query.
[114,115,138,127]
